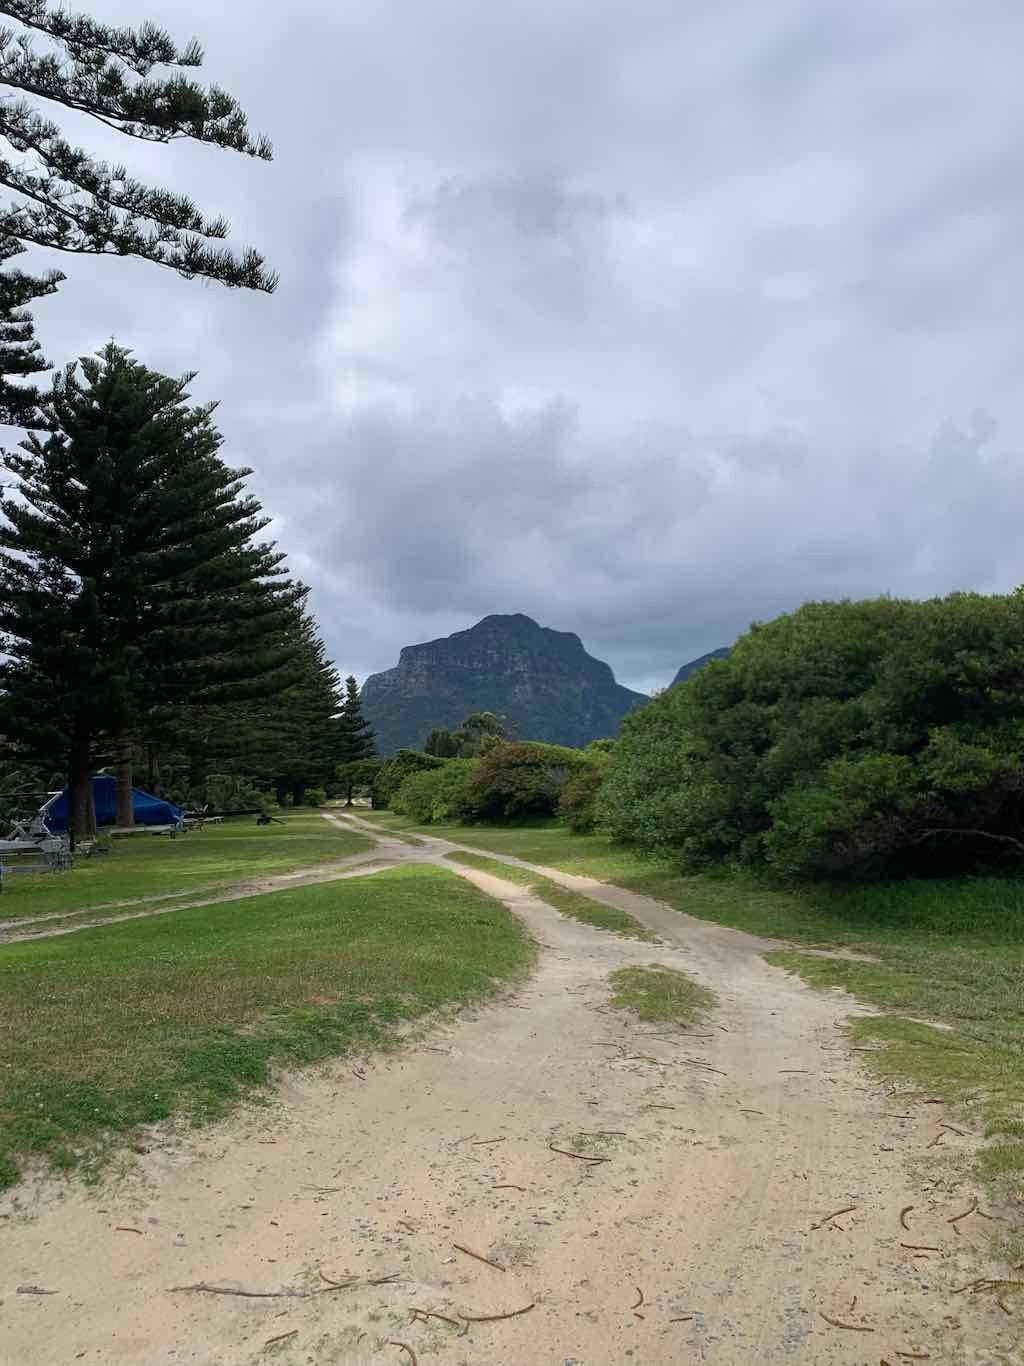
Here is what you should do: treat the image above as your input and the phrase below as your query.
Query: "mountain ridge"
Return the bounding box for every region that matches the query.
[672,646,732,686]
[361,613,647,755]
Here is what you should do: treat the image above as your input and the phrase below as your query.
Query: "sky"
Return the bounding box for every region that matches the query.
[18,0,1024,693]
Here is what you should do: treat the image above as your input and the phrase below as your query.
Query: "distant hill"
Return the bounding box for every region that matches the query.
[671,647,732,687]
[361,614,648,755]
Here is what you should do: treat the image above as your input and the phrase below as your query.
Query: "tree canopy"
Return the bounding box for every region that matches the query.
[0,1,275,289]
[0,342,300,834]
[598,593,1024,879]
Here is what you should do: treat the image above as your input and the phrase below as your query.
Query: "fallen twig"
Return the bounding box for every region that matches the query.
[548,1142,610,1164]
[678,1058,727,1076]
[454,1242,506,1272]
[819,1311,874,1332]
[492,1184,526,1192]
[170,1283,308,1299]
[947,1198,979,1225]
[669,1314,694,1322]
[578,1130,627,1138]
[739,1108,764,1115]
[809,1205,858,1231]
[780,1069,809,1073]
[471,1138,507,1146]
[410,1307,466,1332]
[939,1123,966,1136]
[899,1205,914,1231]
[114,1226,143,1234]
[459,1301,535,1323]
[318,1270,359,1289]
[900,1244,941,1253]
[644,1103,676,1110]
[926,1131,945,1148]
[631,1285,644,1310]
[894,1353,930,1361]
[263,1329,298,1350]
[16,1285,56,1295]
[387,1341,418,1365]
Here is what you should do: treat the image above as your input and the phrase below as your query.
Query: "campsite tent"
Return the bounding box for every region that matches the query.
[41,776,184,832]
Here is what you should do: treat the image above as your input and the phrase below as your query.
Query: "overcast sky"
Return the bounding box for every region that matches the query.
[21,0,1024,692]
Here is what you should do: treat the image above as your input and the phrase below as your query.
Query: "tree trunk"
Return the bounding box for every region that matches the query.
[147,745,162,797]
[275,778,290,808]
[345,781,354,807]
[69,728,96,846]
[292,781,306,808]
[115,732,134,827]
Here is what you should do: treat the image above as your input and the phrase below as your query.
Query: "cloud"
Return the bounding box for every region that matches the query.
[12,0,1024,692]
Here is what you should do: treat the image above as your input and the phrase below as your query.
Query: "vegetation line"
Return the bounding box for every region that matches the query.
[443,849,656,941]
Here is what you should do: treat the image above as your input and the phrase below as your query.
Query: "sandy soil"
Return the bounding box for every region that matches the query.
[1,814,1019,1365]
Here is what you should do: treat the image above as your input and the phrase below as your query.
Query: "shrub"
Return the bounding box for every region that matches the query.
[201,773,276,813]
[558,745,614,832]
[372,750,444,809]
[304,787,327,808]
[393,759,477,823]
[600,593,1024,879]
[461,741,584,821]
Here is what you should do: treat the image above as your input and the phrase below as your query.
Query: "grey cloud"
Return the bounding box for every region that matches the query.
[12,0,1024,693]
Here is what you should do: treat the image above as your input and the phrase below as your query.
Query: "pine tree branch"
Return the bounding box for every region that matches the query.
[0,4,202,75]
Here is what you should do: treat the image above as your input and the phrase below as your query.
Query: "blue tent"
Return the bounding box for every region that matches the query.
[41,775,184,832]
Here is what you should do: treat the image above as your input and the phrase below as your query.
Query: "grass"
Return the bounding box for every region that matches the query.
[0,863,533,1189]
[391,816,1024,1192]
[608,964,717,1025]
[443,849,656,940]
[0,809,371,922]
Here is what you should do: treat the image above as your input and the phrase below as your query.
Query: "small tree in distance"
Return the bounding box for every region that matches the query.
[336,675,376,806]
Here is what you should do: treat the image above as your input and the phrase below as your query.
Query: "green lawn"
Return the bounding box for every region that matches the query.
[443,849,656,940]
[387,816,1024,1193]
[0,809,371,922]
[0,863,533,1188]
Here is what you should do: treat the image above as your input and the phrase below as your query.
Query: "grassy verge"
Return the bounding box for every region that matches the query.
[0,864,533,1188]
[444,849,656,941]
[397,817,1024,1191]
[608,964,717,1024]
[0,809,371,922]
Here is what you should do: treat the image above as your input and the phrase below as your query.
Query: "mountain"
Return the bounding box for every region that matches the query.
[671,647,732,686]
[361,614,648,755]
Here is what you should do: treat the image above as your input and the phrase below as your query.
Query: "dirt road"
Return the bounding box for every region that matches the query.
[1,815,1018,1364]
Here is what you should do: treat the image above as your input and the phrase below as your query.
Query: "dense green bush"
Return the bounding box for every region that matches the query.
[461,741,584,821]
[372,749,444,808]
[304,786,327,808]
[393,759,477,823]
[557,742,615,832]
[198,773,276,813]
[599,593,1024,879]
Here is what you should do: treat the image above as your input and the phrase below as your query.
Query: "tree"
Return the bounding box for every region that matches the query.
[452,711,510,757]
[197,607,343,808]
[336,675,376,806]
[0,343,300,838]
[0,237,59,427]
[0,2,275,289]
[424,726,459,758]
[598,593,1024,879]
[0,3,275,426]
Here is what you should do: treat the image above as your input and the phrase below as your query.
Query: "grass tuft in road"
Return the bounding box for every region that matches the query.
[0,864,533,1189]
[444,850,656,941]
[608,964,717,1025]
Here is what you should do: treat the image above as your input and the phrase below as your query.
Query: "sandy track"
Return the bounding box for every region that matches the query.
[0,815,1018,1364]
